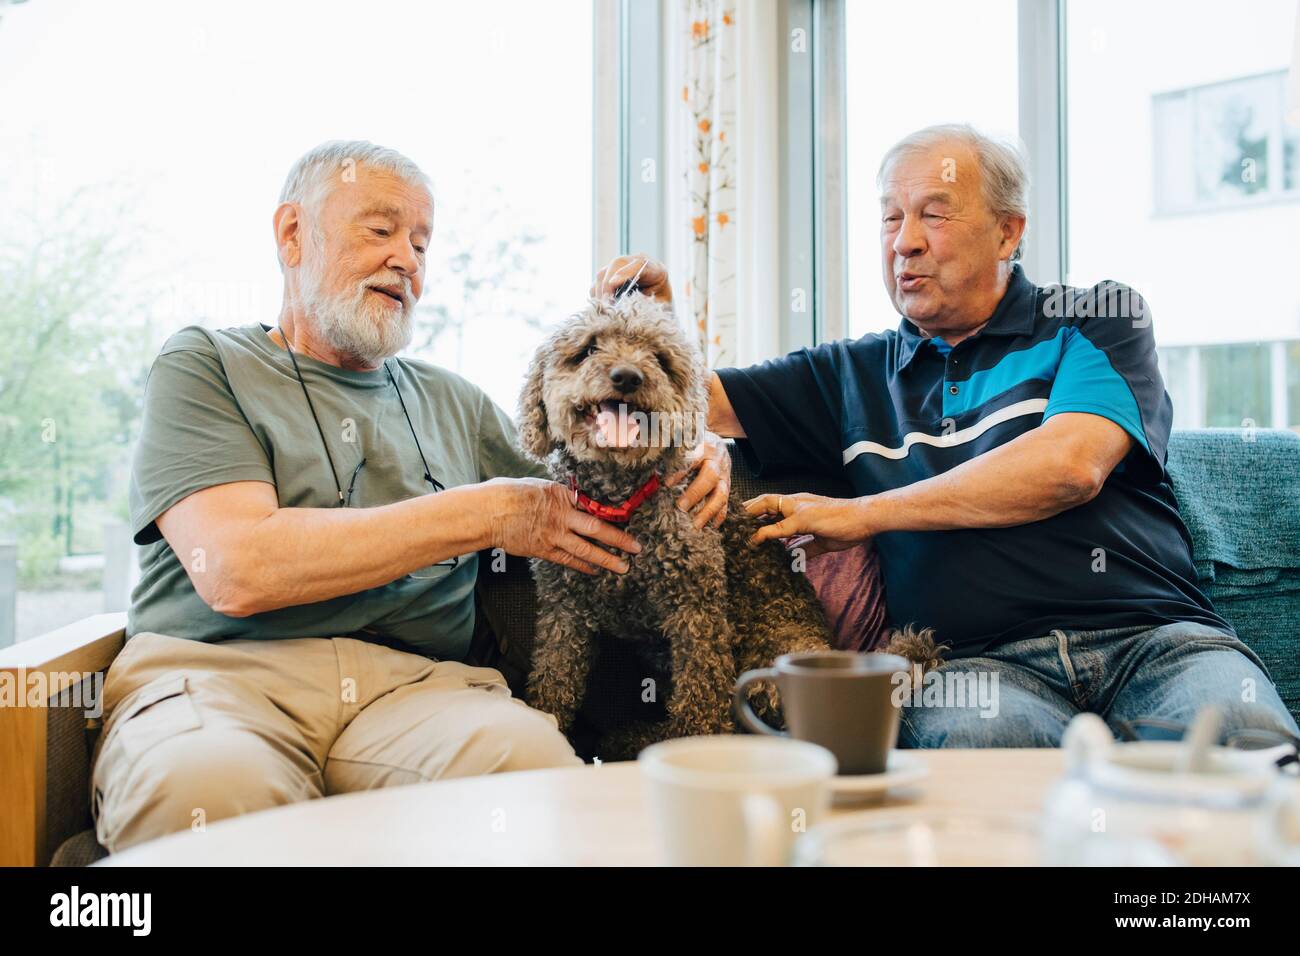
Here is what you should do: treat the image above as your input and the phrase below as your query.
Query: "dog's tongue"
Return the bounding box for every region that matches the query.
[595,399,640,447]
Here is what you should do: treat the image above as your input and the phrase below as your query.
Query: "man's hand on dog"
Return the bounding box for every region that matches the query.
[744,492,869,559]
[591,254,673,304]
[667,432,731,529]
[484,477,642,575]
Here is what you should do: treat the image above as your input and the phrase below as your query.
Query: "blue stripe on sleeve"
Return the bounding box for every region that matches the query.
[1042,328,1150,452]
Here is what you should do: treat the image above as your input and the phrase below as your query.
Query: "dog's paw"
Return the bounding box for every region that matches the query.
[878,625,949,674]
[600,720,672,760]
[525,684,579,733]
[666,710,734,740]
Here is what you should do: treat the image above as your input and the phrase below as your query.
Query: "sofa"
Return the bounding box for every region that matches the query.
[2,428,1296,866]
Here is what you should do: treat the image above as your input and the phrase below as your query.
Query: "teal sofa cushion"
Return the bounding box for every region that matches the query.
[1168,428,1300,723]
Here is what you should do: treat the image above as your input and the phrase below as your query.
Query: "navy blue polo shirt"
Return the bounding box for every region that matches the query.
[717,264,1230,654]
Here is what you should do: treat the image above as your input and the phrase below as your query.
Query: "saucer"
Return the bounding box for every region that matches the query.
[829,751,928,804]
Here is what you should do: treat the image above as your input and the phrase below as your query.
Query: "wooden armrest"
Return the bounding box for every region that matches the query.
[0,612,127,675]
[0,613,127,866]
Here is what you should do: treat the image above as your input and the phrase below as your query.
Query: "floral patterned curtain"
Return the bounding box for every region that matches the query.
[679,1,737,367]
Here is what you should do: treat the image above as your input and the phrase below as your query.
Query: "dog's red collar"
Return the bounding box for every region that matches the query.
[568,473,661,523]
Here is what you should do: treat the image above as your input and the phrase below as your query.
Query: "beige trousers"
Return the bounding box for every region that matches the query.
[90,631,581,853]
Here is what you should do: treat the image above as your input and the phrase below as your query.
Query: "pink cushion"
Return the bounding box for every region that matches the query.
[803,542,889,652]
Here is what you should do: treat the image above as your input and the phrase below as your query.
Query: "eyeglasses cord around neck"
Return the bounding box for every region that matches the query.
[277,327,441,506]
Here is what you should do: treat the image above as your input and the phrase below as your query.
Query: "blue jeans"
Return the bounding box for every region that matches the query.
[897,622,1300,748]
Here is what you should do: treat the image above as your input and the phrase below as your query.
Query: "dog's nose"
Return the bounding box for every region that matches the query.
[609,366,643,394]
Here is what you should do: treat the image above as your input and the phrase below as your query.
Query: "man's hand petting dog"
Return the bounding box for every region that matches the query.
[483,477,642,575]
[667,432,731,529]
[744,492,870,559]
[591,253,673,304]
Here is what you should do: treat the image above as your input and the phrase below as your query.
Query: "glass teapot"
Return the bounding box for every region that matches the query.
[1040,708,1300,866]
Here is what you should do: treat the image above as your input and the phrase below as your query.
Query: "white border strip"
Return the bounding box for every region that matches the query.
[842,398,1049,464]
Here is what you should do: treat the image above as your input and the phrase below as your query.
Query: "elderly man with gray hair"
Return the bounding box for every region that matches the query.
[602,123,1299,750]
[91,140,730,853]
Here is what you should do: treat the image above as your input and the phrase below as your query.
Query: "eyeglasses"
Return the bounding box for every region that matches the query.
[342,458,448,507]
[342,456,455,576]
[1114,717,1299,770]
[280,329,458,572]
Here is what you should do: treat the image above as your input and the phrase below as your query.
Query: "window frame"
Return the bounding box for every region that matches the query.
[608,0,838,353]
[1018,0,1069,287]
[595,0,664,273]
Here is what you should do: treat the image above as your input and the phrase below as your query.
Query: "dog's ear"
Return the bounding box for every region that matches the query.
[516,346,553,461]
[666,317,710,442]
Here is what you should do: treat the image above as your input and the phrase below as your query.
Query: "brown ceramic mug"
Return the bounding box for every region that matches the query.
[733,650,909,775]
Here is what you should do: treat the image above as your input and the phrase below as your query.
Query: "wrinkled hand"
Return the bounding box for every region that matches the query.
[667,432,731,529]
[591,254,673,304]
[485,477,641,574]
[743,492,871,559]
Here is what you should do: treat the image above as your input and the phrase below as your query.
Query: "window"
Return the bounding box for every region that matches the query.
[1158,347,1198,427]
[1290,342,1300,425]
[0,0,593,643]
[1201,343,1273,427]
[843,0,1020,337]
[1067,0,1300,431]
[1154,70,1300,213]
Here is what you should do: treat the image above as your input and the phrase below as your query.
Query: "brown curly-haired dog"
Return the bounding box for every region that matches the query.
[517,294,833,759]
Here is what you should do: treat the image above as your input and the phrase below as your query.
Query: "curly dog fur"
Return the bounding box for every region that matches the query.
[517,294,833,759]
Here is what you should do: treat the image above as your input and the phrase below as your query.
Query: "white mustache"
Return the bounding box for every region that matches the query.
[364,272,413,306]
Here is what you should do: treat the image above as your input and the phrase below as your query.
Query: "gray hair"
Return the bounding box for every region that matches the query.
[278,139,431,210]
[877,124,1029,261]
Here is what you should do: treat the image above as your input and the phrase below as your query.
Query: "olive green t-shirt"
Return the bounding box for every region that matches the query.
[127,323,545,660]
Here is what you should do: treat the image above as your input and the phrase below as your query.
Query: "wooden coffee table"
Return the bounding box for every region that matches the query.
[99,748,1064,866]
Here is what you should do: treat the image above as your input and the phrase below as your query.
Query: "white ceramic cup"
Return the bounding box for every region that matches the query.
[639,735,838,866]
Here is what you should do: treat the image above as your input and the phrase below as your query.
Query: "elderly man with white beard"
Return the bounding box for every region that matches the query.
[90,140,731,853]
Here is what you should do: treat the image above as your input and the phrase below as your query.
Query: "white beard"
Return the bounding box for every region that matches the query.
[300,263,414,366]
